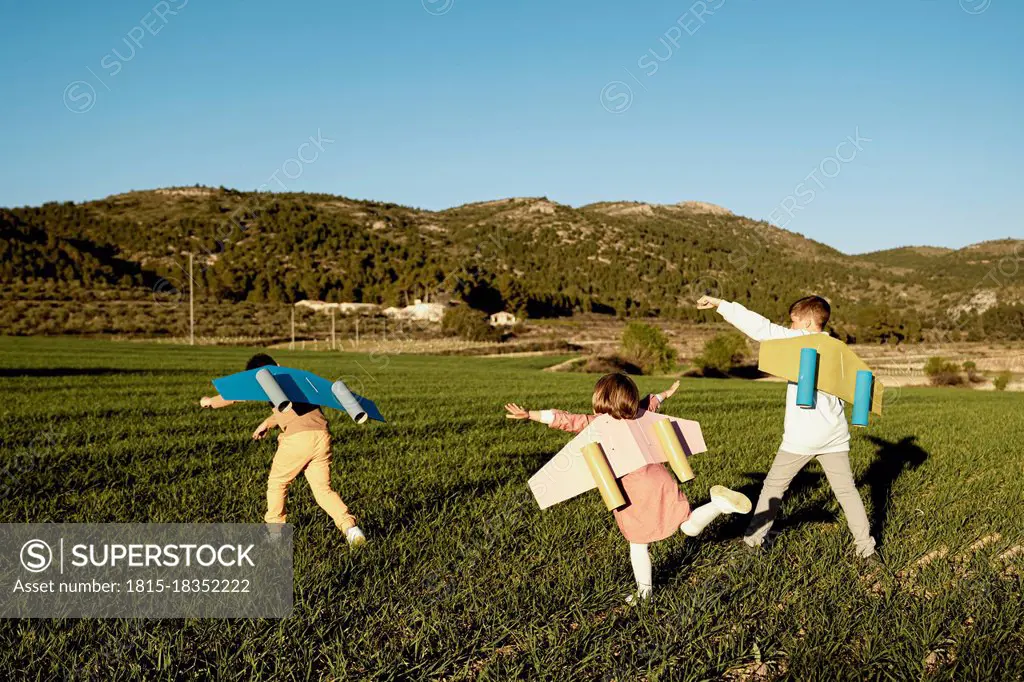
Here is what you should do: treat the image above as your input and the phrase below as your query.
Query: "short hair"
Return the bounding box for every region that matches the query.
[592,373,640,420]
[789,296,831,327]
[245,353,277,371]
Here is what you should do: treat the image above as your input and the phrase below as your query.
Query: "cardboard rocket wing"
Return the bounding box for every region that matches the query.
[528,411,706,510]
[758,335,883,416]
[212,366,385,423]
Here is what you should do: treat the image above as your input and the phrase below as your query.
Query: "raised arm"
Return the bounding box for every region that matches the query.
[642,380,680,414]
[505,403,594,434]
[200,394,237,409]
[697,296,807,342]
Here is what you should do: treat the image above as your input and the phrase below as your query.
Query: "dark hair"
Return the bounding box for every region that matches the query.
[246,353,277,371]
[592,373,640,420]
[789,296,831,328]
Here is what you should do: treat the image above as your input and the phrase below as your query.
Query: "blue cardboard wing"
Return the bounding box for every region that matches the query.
[212,366,385,423]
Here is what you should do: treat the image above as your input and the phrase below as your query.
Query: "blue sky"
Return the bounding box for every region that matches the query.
[0,0,1020,253]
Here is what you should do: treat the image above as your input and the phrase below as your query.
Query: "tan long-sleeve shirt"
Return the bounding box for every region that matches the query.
[206,395,328,436]
[266,403,329,436]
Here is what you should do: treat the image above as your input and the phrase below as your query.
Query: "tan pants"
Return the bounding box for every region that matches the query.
[264,430,357,532]
[744,449,876,557]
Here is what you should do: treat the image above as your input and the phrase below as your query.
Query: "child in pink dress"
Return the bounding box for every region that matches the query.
[506,373,751,602]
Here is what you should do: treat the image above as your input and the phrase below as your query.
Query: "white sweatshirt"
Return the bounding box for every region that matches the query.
[716,301,850,455]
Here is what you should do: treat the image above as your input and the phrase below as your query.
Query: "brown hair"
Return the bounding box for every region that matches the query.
[592,373,640,420]
[789,295,831,328]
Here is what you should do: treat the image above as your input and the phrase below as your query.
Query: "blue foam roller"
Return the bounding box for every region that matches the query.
[796,348,818,408]
[852,370,874,427]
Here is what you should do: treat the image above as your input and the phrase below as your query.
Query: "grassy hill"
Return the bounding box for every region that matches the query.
[2,187,1022,340]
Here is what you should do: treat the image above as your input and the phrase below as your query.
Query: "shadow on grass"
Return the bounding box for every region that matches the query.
[862,435,930,548]
[0,368,192,378]
[656,470,835,584]
[709,435,930,550]
[711,469,834,543]
[372,475,524,537]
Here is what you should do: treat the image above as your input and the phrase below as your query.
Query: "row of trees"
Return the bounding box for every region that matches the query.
[3,191,1022,341]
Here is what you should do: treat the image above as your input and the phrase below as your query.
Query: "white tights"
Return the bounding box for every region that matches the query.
[629,542,653,598]
[628,500,724,598]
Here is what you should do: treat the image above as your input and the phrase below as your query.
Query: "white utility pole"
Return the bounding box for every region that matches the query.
[189,252,195,346]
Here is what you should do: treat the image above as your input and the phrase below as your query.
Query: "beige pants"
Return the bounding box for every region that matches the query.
[744,449,876,557]
[264,430,357,532]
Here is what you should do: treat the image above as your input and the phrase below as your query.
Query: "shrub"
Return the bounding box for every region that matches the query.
[694,333,750,376]
[993,370,1012,392]
[961,361,984,384]
[924,356,964,387]
[441,306,500,342]
[621,322,677,374]
[577,355,642,375]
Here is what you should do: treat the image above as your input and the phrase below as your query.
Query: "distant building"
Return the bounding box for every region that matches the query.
[382,299,446,322]
[337,302,380,315]
[295,300,379,315]
[489,311,518,327]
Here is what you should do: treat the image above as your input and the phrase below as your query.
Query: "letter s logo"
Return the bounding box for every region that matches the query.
[21,539,53,573]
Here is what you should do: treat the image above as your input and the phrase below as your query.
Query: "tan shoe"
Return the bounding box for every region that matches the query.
[710,485,752,514]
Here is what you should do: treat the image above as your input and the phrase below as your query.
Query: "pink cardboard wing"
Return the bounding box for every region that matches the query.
[528,412,706,509]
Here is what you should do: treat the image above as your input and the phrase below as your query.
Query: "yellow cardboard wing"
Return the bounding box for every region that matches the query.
[758,335,884,416]
[527,411,706,510]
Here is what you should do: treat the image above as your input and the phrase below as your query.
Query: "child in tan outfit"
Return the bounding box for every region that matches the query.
[201,353,365,546]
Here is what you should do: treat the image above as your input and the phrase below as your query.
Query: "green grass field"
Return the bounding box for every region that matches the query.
[1,337,1022,681]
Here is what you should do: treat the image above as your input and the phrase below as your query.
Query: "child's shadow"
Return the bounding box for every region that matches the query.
[714,470,835,541]
[658,471,831,584]
[861,435,930,548]
[710,436,930,548]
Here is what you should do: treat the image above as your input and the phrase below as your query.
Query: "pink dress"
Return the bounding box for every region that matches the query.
[547,395,692,544]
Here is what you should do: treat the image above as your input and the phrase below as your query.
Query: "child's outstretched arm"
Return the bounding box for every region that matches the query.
[200,395,237,409]
[696,296,806,342]
[644,380,680,413]
[504,403,593,434]
[504,403,543,423]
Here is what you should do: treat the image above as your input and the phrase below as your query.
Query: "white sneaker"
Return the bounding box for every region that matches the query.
[710,485,752,514]
[346,526,367,547]
[625,588,652,605]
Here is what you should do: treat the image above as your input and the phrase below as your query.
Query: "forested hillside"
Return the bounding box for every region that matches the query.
[2,186,1022,341]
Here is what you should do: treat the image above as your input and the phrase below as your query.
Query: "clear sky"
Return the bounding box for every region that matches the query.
[0,0,1021,253]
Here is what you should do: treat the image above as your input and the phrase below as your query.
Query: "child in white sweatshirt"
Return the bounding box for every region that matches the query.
[696,295,877,559]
